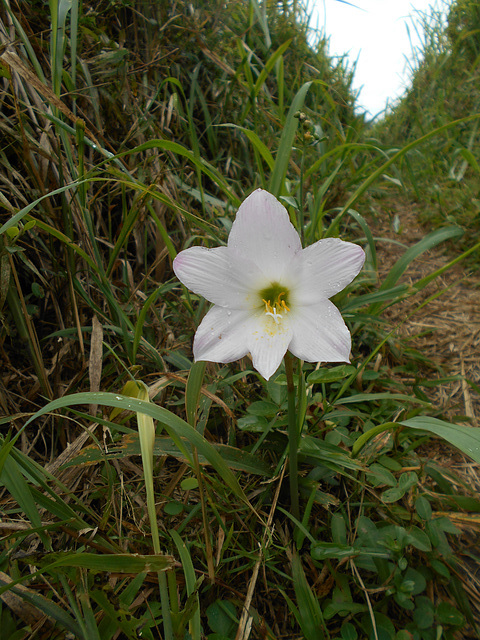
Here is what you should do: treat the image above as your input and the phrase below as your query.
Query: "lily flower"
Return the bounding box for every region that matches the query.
[173,189,365,380]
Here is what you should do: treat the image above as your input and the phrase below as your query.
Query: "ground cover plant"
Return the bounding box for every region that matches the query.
[1,1,480,639]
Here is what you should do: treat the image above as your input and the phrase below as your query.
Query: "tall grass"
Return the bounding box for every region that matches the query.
[375,0,480,251]
[0,1,479,639]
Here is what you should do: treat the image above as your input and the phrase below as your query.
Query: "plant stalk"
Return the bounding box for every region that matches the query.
[284,351,300,520]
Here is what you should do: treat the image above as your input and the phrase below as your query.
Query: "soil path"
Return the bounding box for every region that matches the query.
[368,195,480,425]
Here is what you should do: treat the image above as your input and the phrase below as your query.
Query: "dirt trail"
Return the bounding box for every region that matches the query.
[369,196,480,425]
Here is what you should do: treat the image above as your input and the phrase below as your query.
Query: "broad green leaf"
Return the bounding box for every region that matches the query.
[246,400,279,417]
[311,542,357,560]
[65,433,272,477]
[206,600,237,637]
[366,463,397,488]
[401,416,480,464]
[307,365,356,385]
[406,527,431,552]
[42,551,174,573]
[21,392,247,501]
[337,392,431,406]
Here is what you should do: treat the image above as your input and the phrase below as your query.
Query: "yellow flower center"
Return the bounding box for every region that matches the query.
[260,284,290,325]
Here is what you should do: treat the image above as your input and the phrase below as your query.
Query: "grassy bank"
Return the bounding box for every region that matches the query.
[0,1,479,639]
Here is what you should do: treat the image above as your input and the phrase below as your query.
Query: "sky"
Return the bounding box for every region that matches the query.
[309,0,449,118]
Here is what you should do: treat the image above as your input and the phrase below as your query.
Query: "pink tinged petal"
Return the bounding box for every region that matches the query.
[193,306,253,364]
[288,301,352,364]
[173,246,257,308]
[292,238,365,304]
[247,313,293,380]
[228,189,302,282]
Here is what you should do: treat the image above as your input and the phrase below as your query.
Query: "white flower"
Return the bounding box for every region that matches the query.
[173,189,365,380]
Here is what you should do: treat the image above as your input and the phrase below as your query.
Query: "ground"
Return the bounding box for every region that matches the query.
[370,194,480,425]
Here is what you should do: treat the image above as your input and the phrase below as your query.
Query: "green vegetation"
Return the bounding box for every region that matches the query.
[0,1,479,639]
[376,0,480,245]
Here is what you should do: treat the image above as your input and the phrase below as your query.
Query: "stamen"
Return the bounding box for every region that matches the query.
[277,292,290,311]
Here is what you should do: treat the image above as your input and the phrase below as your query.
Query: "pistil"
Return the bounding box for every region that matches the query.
[262,292,290,324]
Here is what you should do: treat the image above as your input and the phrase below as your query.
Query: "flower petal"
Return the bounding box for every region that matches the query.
[173,246,258,308]
[289,300,352,363]
[228,189,302,282]
[193,305,293,380]
[292,238,365,304]
[193,306,252,363]
[247,313,293,380]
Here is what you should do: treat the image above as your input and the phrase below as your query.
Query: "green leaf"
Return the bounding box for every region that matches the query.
[0,456,49,546]
[269,81,324,197]
[185,361,207,427]
[181,477,199,491]
[164,501,184,516]
[436,602,464,626]
[221,125,274,171]
[366,463,397,488]
[399,568,426,596]
[323,602,367,620]
[307,365,356,385]
[42,551,174,573]
[376,226,463,295]
[381,487,405,503]
[206,600,237,636]
[398,471,418,492]
[406,526,431,552]
[415,496,432,521]
[330,513,347,545]
[341,622,358,640]
[1,582,82,637]
[89,589,143,637]
[291,553,327,640]
[413,596,435,630]
[21,392,248,501]
[66,433,272,477]
[246,400,279,417]
[430,559,450,579]
[237,414,269,433]
[311,542,357,560]
[401,416,480,464]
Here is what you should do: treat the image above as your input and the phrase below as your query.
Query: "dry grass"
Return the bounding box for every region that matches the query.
[370,194,480,425]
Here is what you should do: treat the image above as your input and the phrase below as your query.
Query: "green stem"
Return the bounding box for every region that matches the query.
[284,352,300,520]
[138,402,173,640]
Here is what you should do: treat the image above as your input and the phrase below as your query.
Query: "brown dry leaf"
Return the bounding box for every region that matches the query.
[0,49,101,146]
[89,315,103,415]
[0,570,49,626]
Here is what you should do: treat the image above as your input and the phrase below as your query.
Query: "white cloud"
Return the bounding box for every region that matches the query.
[309,0,448,117]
